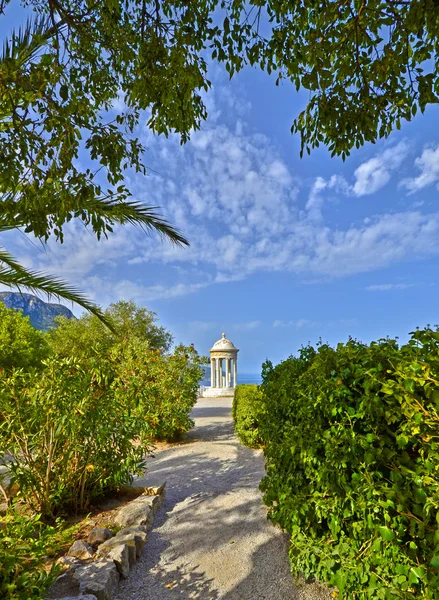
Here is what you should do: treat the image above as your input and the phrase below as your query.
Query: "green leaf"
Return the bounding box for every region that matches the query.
[378,526,395,541]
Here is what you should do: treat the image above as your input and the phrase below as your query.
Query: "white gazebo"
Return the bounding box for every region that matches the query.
[202,333,239,398]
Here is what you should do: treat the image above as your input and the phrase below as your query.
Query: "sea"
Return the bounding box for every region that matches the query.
[200,370,262,386]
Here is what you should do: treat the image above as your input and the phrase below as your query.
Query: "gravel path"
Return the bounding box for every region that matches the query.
[115,396,332,600]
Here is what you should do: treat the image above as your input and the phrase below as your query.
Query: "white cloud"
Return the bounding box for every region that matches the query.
[306,174,350,221]
[401,144,439,193]
[5,84,439,309]
[273,319,315,329]
[366,283,415,291]
[232,321,261,331]
[352,142,409,196]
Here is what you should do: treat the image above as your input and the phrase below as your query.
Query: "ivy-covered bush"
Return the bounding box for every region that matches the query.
[260,330,439,599]
[232,384,264,448]
[111,339,206,441]
[0,358,146,518]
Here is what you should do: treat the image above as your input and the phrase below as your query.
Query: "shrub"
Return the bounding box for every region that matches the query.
[0,302,49,370]
[0,357,146,518]
[0,509,74,600]
[111,339,206,441]
[232,384,264,448]
[260,330,439,599]
[48,300,173,359]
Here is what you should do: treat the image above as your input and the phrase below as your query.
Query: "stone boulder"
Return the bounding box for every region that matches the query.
[96,529,146,565]
[67,540,94,560]
[88,527,115,547]
[56,555,83,573]
[114,494,161,528]
[107,543,130,578]
[115,528,148,557]
[74,560,119,600]
[58,596,98,600]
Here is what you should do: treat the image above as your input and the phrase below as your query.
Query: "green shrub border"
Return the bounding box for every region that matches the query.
[232,384,264,448]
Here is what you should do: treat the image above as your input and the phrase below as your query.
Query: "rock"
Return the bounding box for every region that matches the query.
[0,502,8,516]
[74,561,119,600]
[116,525,148,537]
[97,536,136,565]
[97,532,143,565]
[57,596,98,600]
[114,494,161,528]
[87,527,115,547]
[56,555,83,573]
[116,528,148,556]
[67,540,94,560]
[119,480,166,497]
[107,543,130,578]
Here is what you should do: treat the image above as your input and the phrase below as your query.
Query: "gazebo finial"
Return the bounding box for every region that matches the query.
[222,332,226,339]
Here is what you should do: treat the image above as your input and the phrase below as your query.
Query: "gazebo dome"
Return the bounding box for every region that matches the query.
[210,332,238,352]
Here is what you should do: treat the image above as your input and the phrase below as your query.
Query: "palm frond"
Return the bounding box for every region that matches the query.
[1,16,50,66]
[0,249,112,329]
[83,197,189,246]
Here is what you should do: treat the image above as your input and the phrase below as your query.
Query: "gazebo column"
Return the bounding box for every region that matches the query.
[216,358,221,388]
[211,358,215,387]
[225,358,230,388]
[233,358,237,387]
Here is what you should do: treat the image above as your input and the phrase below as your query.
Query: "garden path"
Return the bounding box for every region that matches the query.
[114,396,332,600]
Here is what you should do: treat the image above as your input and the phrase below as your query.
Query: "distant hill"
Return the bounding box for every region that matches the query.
[0,292,75,331]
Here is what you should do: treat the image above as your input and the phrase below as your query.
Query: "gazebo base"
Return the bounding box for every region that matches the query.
[200,386,235,398]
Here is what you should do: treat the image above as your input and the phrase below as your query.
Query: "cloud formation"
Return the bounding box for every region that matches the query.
[6,85,439,308]
[401,144,439,193]
[352,142,409,196]
[366,283,415,291]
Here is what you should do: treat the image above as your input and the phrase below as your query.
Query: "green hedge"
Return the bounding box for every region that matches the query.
[259,330,439,599]
[232,384,263,448]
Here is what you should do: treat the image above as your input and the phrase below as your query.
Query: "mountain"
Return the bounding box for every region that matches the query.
[0,292,75,331]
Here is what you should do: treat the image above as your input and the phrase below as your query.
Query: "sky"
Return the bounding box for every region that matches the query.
[4,9,439,373]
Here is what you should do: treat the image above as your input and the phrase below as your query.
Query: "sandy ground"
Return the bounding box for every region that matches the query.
[115,396,332,600]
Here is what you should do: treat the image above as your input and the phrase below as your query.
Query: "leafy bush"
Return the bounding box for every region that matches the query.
[260,330,439,599]
[232,384,264,448]
[48,300,173,359]
[112,339,206,441]
[0,509,75,600]
[0,302,49,370]
[0,357,146,518]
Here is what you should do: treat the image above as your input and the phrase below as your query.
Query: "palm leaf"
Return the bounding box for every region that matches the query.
[81,197,189,246]
[0,249,112,328]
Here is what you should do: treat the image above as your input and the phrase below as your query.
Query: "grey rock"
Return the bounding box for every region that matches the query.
[57,596,98,600]
[115,529,147,558]
[108,543,130,578]
[56,596,98,600]
[74,561,119,600]
[56,555,83,573]
[116,525,148,537]
[97,532,144,565]
[88,527,115,547]
[67,540,94,560]
[118,479,166,497]
[114,494,161,528]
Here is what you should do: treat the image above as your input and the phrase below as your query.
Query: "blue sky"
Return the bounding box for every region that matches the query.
[4,10,439,373]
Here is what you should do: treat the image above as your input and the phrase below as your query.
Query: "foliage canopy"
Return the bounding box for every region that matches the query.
[2,0,438,309]
[48,300,174,358]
